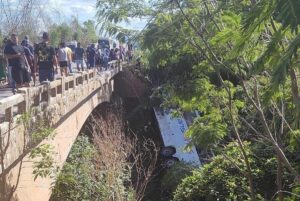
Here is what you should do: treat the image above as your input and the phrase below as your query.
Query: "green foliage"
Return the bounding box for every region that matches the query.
[17,110,57,181]
[186,108,227,149]
[211,12,241,46]
[173,151,250,200]
[274,0,300,33]
[83,20,98,43]
[50,136,101,201]
[50,135,135,201]
[285,185,300,200]
[49,20,98,47]
[95,0,152,39]
[172,142,281,201]
[30,144,57,181]
[49,23,73,46]
[271,34,300,89]
[252,27,286,74]
[18,109,55,144]
[31,121,55,144]
[288,130,300,151]
[160,162,195,200]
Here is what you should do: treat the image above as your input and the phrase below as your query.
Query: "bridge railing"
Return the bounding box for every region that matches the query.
[0,60,123,124]
[0,70,98,124]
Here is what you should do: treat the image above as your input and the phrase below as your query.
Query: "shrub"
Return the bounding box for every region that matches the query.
[160,162,195,200]
[173,156,252,201]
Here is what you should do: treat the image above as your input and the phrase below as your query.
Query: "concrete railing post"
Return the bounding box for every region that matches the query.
[18,88,29,114]
[62,77,65,95]
[4,107,12,122]
[45,82,51,105]
[56,78,63,95]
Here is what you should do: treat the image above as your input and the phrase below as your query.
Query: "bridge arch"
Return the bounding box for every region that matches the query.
[0,63,122,201]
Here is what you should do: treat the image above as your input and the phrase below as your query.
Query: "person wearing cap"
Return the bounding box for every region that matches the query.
[34,32,58,82]
[4,34,31,91]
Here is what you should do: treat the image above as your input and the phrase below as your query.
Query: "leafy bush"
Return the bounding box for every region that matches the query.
[160,162,195,200]
[50,136,101,201]
[172,142,283,201]
[173,156,252,201]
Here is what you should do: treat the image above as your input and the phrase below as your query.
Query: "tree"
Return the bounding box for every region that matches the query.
[82,20,98,45]
[173,142,281,201]
[0,0,49,40]
[95,0,153,41]
[139,0,300,200]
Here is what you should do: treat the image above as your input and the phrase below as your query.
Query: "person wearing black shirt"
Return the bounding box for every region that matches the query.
[34,32,58,82]
[75,42,85,71]
[4,33,30,89]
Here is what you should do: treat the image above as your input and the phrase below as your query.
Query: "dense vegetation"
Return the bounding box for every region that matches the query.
[50,105,158,201]
[96,0,300,200]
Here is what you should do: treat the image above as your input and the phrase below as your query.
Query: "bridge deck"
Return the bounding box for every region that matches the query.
[0,85,13,100]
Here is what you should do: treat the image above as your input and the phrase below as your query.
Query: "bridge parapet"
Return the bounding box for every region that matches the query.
[0,61,121,179]
[0,70,95,122]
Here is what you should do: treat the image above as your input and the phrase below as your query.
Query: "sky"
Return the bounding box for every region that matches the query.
[45,0,147,30]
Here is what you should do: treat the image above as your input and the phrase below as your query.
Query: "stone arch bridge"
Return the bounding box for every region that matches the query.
[0,62,148,201]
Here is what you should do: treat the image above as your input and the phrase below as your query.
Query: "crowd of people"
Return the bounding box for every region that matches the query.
[1,32,134,94]
[85,41,133,71]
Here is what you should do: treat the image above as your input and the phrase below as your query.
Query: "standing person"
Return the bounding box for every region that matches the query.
[86,45,90,69]
[119,45,125,61]
[21,39,36,85]
[75,43,85,71]
[4,33,30,91]
[2,37,16,92]
[57,42,69,76]
[66,46,73,73]
[102,47,110,70]
[23,35,34,55]
[109,48,116,61]
[95,47,102,72]
[34,32,58,82]
[115,48,120,60]
[87,44,96,69]
[127,43,133,62]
